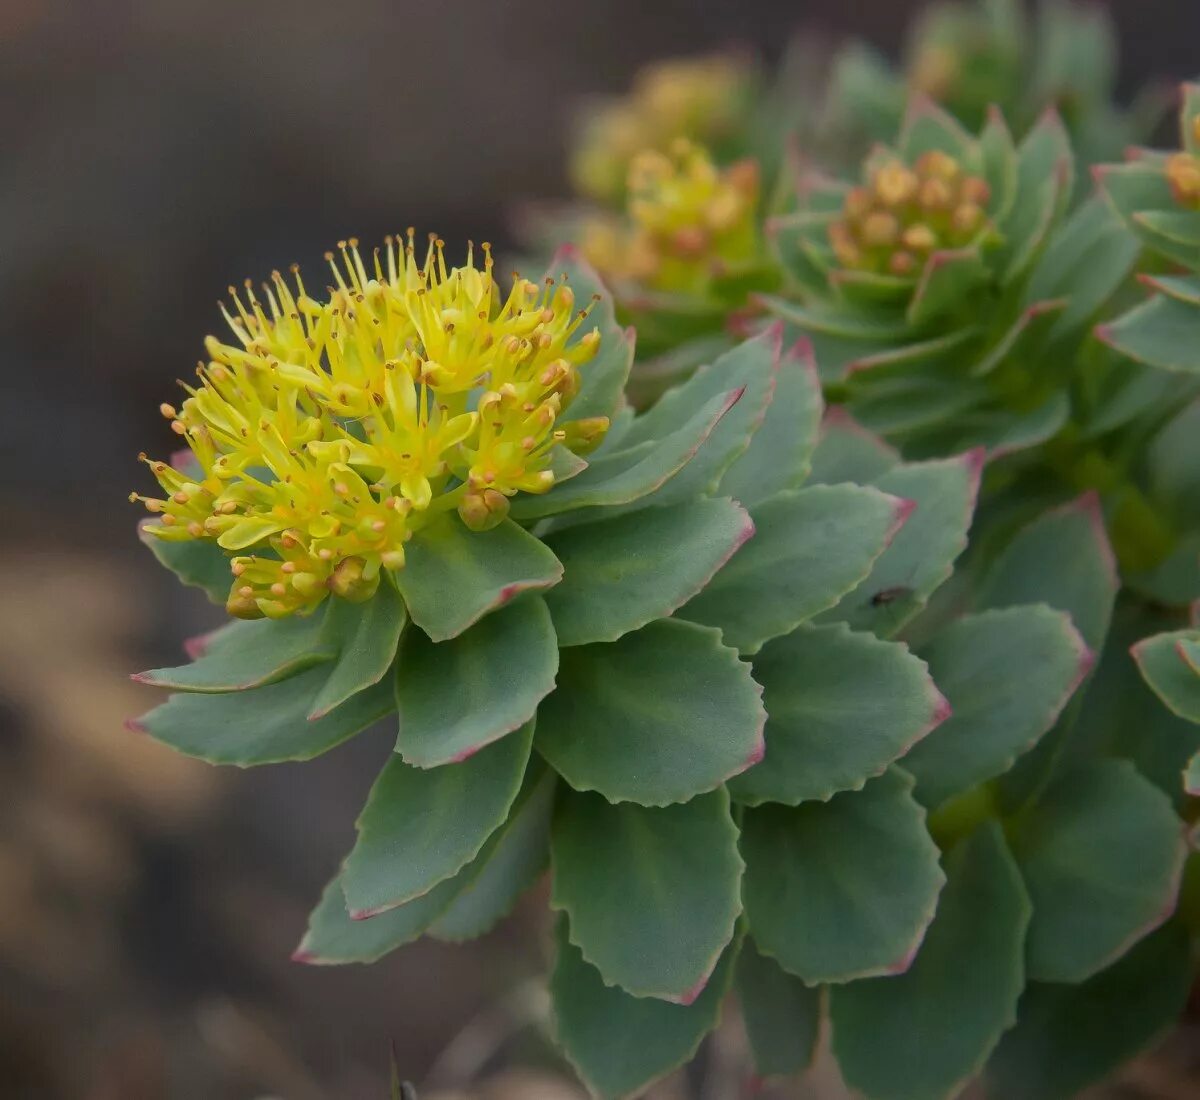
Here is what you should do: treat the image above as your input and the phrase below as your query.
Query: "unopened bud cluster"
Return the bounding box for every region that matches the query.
[583,139,760,295]
[570,55,750,203]
[1166,116,1200,209]
[829,150,993,278]
[132,233,607,619]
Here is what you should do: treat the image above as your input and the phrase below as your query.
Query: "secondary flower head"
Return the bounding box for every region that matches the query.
[1166,115,1200,208]
[829,149,994,279]
[132,233,608,619]
[569,55,751,204]
[583,140,761,296]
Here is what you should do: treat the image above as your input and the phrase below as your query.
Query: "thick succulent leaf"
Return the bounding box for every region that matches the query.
[740,770,944,984]
[830,822,1031,1100]
[133,664,394,766]
[551,788,742,1002]
[1011,759,1185,983]
[139,521,229,603]
[898,96,976,161]
[736,937,821,1079]
[979,106,1018,222]
[510,388,743,519]
[551,922,738,1100]
[903,606,1090,809]
[1142,272,1200,306]
[535,619,765,806]
[1097,161,1175,225]
[309,578,408,719]
[998,110,1073,281]
[843,326,980,375]
[679,484,910,654]
[824,451,983,635]
[394,598,557,767]
[717,341,823,506]
[134,612,335,692]
[1132,629,1200,723]
[292,868,462,966]
[807,407,899,485]
[969,299,1067,379]
[906,248,987,328]
[341,721,533,918]
[611,328,781,508]
[426,764,556,942]
[731,624,947,806]
[847,368,990,441]
[986,921,1192,1100]
[1024,195,1140,343]
[1147,396,1200,527]
[395,517,563,643]
[1098,293,1200,373]
[542,497,752,647]
[546,245,634,420]
[977,494,1118,651]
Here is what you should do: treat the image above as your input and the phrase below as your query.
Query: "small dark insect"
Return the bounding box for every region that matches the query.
[870,585,913,608]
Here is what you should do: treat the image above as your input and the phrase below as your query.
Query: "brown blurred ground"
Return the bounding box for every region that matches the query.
[2,1,1200,1097]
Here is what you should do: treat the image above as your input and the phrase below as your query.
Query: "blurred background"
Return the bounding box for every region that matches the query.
[3,1,1200,1097]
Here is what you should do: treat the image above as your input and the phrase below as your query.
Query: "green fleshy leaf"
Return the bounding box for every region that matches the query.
[394,517,562,643]
[736,937,821,1079]
[1135,208,1200,252]
[841,326,980,374]
[535,619,765,806]
[998,110,1073,281]
[758,295,910,341]
[679,484,909,654]
[768,211,836,294]
[807,408,899,485]
[969,299,1066,379]
[292,868,462,966]
[139,521,229,603]
[427,764,556,942]
[134,665,395,765]
[824,451,982,635]
[903,606,1090,809]
[613,329,781,508]
[830,822,1031,1100]
[1142,272,1200,306]
[906,249,987,328]
[341,721,533,918]
[551,788,742,1001]
[847,368,989,441]
[898,97,976,162]
[740,769,944,984]
[547,245,633,421]
[731,624,947,806]
[510,389,742,520]
[551,921,739,1100]
[1100,292,1200,373]
[1011,759,1186,983]
[309,578,408,719]
[717,343,823,507]
[978,493,1118,649]
[134,612,335,692]
[542,497,752,647]
[986,921,1192,1100]
[1024,195,1140,343]
[394,598,557,767]
[1097,162,1175,225]
[979,107,1018,222]
[1148,396,1200,527]
[1132,629,1200,723]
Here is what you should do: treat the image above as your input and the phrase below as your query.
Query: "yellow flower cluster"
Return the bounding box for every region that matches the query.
[1167,118,1200,209]
[829,150,993,278]
[570,55,750,204]
[582,140,760,296]
[133,233,608,620]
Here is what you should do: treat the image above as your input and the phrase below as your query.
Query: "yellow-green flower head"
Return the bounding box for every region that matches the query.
[1167,117,1200,209]
[828,149,994,279]
[570,55,751,204]
[582,139,760,296]
[132,233,608,620]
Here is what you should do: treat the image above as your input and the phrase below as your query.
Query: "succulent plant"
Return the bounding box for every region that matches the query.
[824,0,1164,174]
[764,98,1144,458]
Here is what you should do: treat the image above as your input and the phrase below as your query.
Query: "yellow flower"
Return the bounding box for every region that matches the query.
[829,150,994,278]
[583,140,761,296]
[569,55,751,203]
[1167,128,1200,210]
[132,233,608,620]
